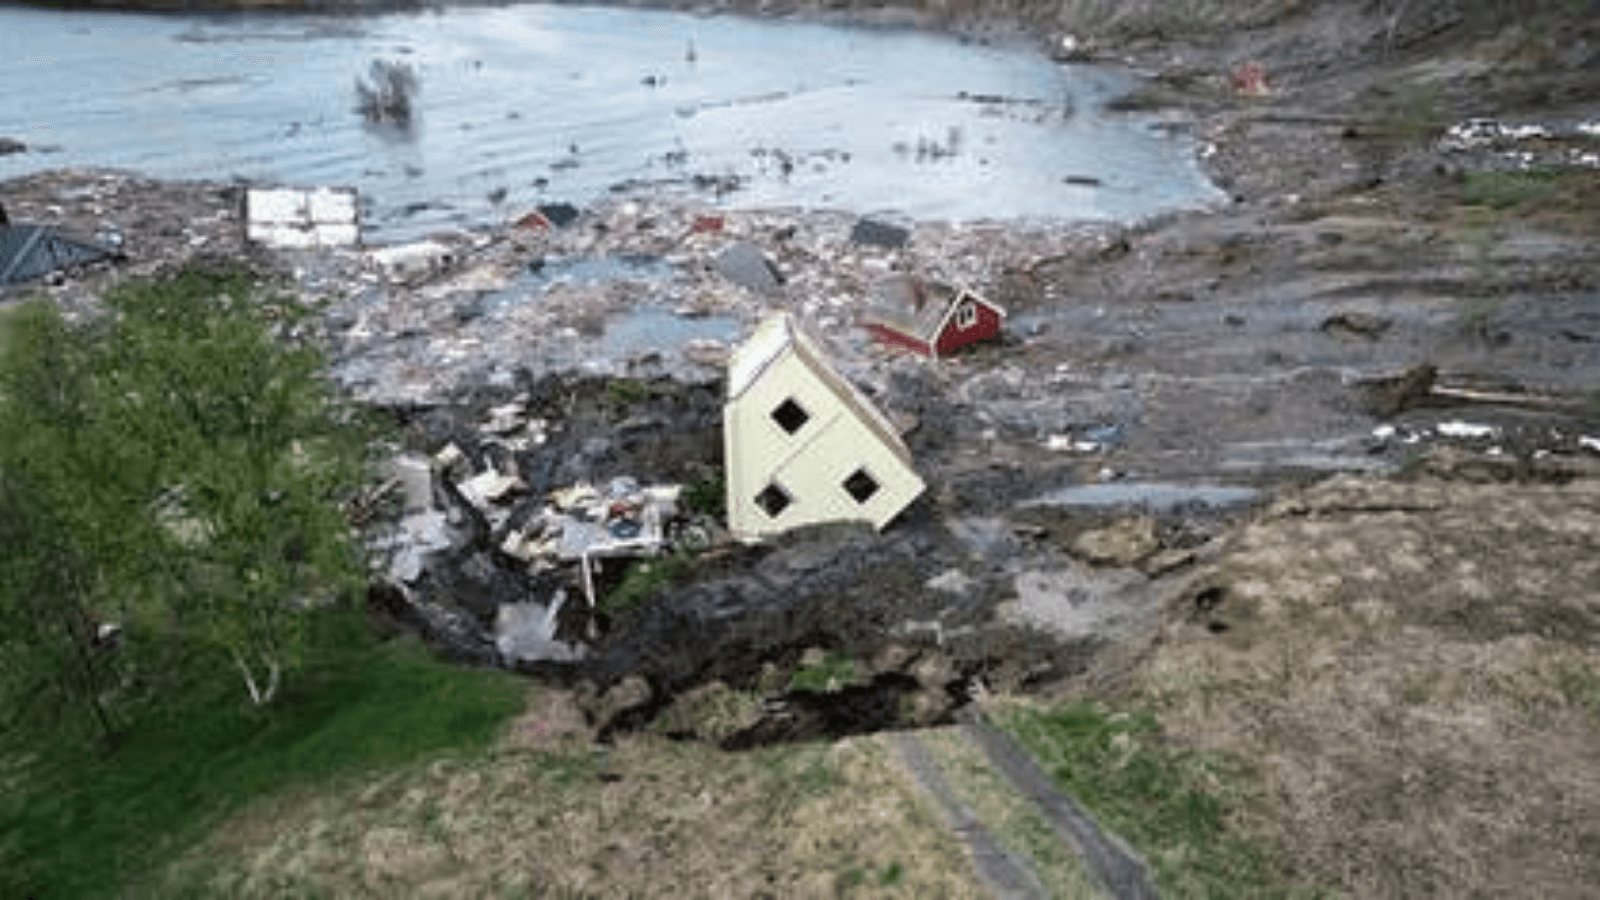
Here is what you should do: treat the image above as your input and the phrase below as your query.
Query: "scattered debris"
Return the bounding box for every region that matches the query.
[0,223,118,288]
[245,187,359,249]
[714,241,784,295]
[366,238,456,283]
[723,313,925,541]
[850,217,910,249]
[1435,420,1498,440]
[688,215,725,235]
[1361,363,1438,417]
[1320,311,1392,340]
[1231,62,1271,96]
[861,275,1006,359]
[515,202,581,231]
[496,594,585,663]
[1439,118,1600,171]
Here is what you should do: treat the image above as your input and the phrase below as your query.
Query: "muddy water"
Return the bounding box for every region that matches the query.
[0,4,1222,239]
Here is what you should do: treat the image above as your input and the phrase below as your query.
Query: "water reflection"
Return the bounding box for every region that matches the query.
[0,3,1224,238]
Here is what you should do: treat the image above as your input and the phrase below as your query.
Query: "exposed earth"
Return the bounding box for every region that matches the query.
[5,0,1600,896]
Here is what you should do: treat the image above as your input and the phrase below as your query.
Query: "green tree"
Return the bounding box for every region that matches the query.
[0,268,374,717]
[0,302,132,742]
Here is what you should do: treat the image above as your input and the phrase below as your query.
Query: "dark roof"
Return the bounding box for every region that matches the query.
[0,225,116,287]
[861,275,999,344]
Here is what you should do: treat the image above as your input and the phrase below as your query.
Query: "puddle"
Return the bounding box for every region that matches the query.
[1025,482,1261,511]
[597,306,740,359]
[525,254,675,292]
[1,4,1224,239]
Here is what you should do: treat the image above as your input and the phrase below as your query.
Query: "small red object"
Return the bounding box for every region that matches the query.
[1231,63,1270,96]
[690,215,725,235]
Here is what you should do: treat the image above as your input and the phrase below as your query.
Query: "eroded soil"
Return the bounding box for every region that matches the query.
[6,1,1600,896]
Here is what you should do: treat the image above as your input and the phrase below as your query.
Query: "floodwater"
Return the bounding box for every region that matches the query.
[1026,482,1262,511]
[597,306,740,358]
[0,4,1224,239]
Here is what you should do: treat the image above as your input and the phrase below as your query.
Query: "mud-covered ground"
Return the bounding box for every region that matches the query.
[5,2,1600,894]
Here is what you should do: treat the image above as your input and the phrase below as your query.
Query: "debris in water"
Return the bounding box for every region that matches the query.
[245,186,359,249]
[860,275,1006,360]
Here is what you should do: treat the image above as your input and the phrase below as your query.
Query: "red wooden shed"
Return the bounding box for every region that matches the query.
[861,275,1006,359]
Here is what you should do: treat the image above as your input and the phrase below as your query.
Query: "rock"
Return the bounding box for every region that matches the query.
[910,651,954,690]
[850,218,910,249]
[1141,546,1199,577]
[1070,517,1160,567]
[0,138,25,156]
[1362,363,1438,417]
[582,674,655,731]
[713,241,783,294]
[538,202,580,228]
[871,642,915,674]
[1320,311,1392,340]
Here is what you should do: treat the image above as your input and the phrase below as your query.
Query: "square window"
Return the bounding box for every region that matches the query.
[842,468,880,504]
[755,483,792,518]
[771,398,810,434]
[955,300,978,330]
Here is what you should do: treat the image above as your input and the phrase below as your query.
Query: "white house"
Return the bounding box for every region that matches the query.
[724,313,925,542]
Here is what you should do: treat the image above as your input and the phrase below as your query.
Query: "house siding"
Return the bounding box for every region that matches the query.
[725,339,925,541]
[933,300,1004,357]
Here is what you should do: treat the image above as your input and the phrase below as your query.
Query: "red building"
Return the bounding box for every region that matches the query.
[861,275,1006,359]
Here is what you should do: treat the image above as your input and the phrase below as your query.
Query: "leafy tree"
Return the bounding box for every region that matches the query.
[0,302,131,741]
[0,268,375,718]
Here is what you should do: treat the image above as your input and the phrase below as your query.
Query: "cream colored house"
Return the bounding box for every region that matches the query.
[724,313,925,542]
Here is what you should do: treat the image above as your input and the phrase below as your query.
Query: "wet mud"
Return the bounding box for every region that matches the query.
[6,0,1600,746]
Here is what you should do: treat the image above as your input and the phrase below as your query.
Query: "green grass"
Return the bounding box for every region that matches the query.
[789,650,861,694]
[0,609,528,900]
[1461,169,1563,209]
[599,550,697,616]
[1002,701,1315,899]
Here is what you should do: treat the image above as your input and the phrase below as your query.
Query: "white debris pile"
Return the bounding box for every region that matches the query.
[246,186,360,249]
[499,478,681,565]
[1438,118,1600,170]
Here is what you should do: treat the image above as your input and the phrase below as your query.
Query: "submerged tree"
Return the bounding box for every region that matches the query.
[355,59,419,125]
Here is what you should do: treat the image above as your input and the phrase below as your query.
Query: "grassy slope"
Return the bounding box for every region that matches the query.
[1110,477,1600,898]
[0,612,529,900]
[152,726,992,897]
